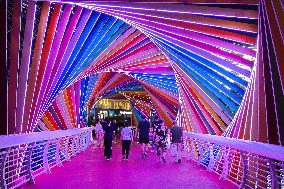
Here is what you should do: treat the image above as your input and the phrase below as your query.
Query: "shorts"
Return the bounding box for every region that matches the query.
[156,140,167,153]
[139,137,149,144]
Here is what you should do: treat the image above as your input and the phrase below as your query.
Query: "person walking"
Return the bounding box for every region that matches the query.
[103,120,116,160]
[156,121,168,163]
[95,119,104,148]
[138,116,150,158]
[121,122,133,160]
[170,121,183,163]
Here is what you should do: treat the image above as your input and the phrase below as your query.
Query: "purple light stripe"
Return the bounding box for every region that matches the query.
[22,2,50,133]
[78,27,137,79]
[92,6,258,33]
[94,7,257,56]
[144,88,177,123]
[75,81,81,125]
[81,47,161,79]
[271,0,284,44]
[151,26,254,67]
[16,1,36,134]
[85,2,258,19]
[56,93,72,129]
[8,0,21,134]
[137,24,251,78]
[179,80,208,133]
[141,80,178,99]
[36,5,73,124]
[265,0,284,95]
[30,4,62,131]
[46,9,92,107]
[172,63,231,125]
[261,0,281,144]
[41,6,83,112]
[256,29,268,142]
[90,5,257,46]
[37,120,49,131]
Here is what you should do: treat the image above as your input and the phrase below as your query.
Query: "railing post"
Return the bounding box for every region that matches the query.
[64,137,70,161]
[55,138,62,167]
[268,159,278,189]
[197,140,204,165]
[71,136,76,156]
[26,143,35,184]
[240,152,247,188]
[83,132,87,149]
[189,139,195,161]
[207,144,214,172]
[220,146,229,180]
[86,131,91,147]
[43,140,51,173]
[76,135,81,153]
[0,148,9,189]
[182,135,188,158]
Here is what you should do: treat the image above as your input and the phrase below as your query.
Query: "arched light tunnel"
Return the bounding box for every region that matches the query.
[1,0,284,188]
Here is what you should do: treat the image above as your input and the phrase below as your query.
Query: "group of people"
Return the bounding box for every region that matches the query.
[138,116,183,163]
[94,119,133,160]
[93,116,183,163]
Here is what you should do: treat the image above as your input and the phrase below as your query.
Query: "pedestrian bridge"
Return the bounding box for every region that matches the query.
[1,0,284,188]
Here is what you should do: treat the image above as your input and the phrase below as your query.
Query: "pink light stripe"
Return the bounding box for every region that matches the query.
[95,7,256,56]
[151,27,253,67]
[140,26,251,78]
[36,5,72,124]
[16,1,36,133]
[87,2,258,19]
[46,9,92,106]
[8,0,21,134]
[92,6,258,33]
[82,47,161,78]
[90,27,138,69]
[42,6,83,112]
[178,76,201,132]
[56,93,72,129]
[29,4,62,132]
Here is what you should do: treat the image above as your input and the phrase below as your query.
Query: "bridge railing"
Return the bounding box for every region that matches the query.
[182,132,284,189]
[0,127,94,189]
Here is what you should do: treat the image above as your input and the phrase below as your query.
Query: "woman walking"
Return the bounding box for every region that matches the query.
[95,119,104,148]
[156,121,168,163]
[121,122,133,160]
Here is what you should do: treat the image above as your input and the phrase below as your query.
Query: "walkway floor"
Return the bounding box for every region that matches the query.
[23,143,237,189]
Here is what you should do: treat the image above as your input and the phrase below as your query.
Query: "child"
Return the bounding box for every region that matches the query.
[121,122,133,160]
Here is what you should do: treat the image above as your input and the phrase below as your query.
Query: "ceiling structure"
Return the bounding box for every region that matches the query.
[4,0,284,145]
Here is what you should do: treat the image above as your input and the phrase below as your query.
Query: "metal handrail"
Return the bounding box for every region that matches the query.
[182,131,284,189]
[0,127,94,149]
[0,127,94,189]
[183,132,284,162]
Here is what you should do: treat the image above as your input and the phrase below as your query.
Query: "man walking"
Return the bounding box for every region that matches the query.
[138,116,150,158]
[170,121,183,163]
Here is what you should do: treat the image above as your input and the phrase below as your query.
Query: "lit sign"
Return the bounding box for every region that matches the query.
[120,111,132,115]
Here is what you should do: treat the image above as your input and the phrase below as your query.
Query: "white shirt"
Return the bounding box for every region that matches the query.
[121,127,132,140]
[95,123,103,133]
